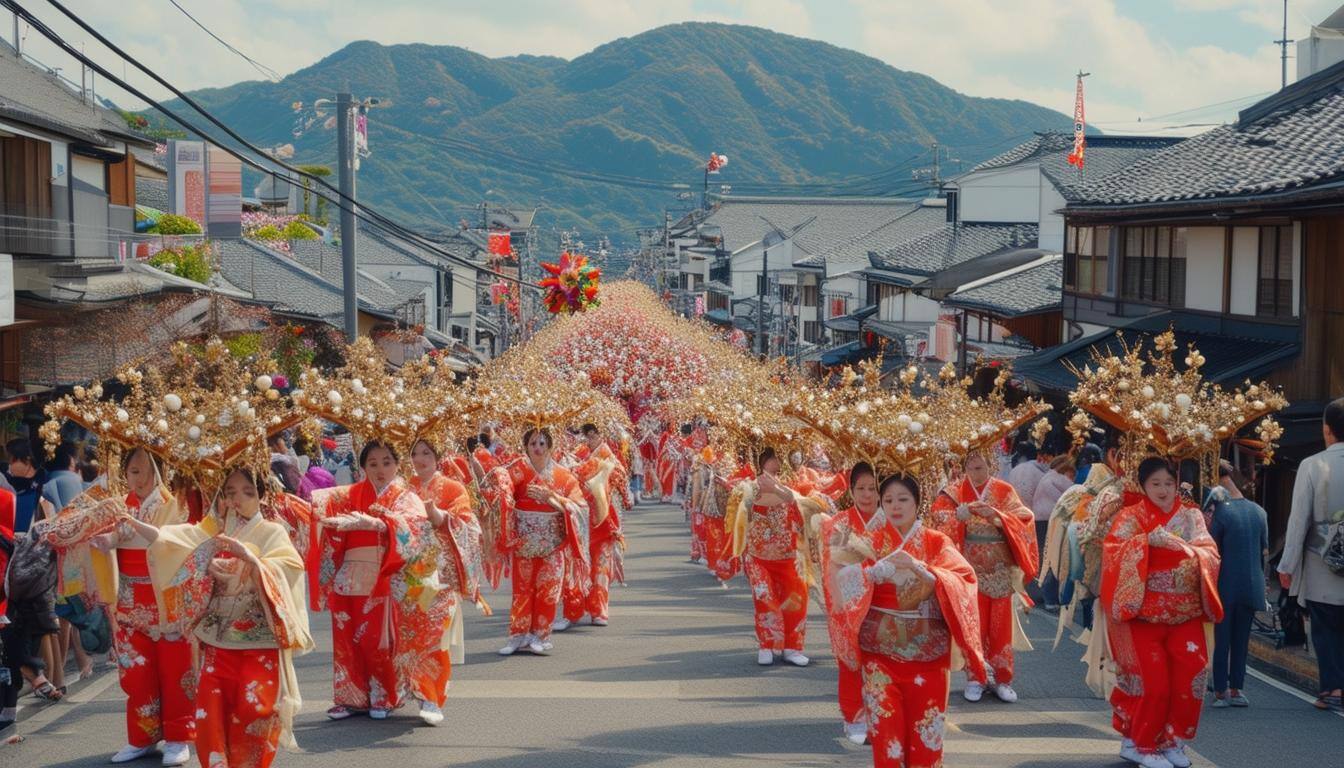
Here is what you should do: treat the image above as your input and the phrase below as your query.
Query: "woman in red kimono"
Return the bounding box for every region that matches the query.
[560,423,627,629]
[149,467,312,768]
[821,473,985,768]
[407,438,488,725]
[928,451,1036,704]
[1101,458,1222,768]
[818,462,881,745]
[655,424,679,502]
[77,447,196,766]
[496,428,588,657]
[312,440,442,724]
[738,448,809,667]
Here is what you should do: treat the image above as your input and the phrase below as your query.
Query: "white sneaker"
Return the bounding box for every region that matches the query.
[160,742,190,767]
[591,616,608,627]
[418,701,444,726]
[963,681,985,702]
[1161,746,1191,768]
[1120,739,1141,763]
[782,649,810,667]
[499,635,528,656]
[1120,740,1173,768]
[527,638,549,655]
[111,744,156,764]
[993,683,1018,703]
[843,721,869,745]
[757,649,775,666]
[552,617,572,632]
[369,708,390,720]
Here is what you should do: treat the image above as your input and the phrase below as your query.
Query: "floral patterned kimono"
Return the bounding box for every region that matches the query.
[929,476,1037,686]
[149,509,313,768]
[408,472,488,705]
[1101,497,1222,756]
[498,459,588,643]
[563,444,628,624]
[45,483,195,749]
[819,505,876,732]
[821,512,985,768]
[262,492,315,565]
[699,465,752,582]
[727,481,809,653]
[310,478,442,713]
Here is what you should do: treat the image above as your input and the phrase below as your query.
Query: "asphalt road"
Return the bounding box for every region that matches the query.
[6,502,1342,767]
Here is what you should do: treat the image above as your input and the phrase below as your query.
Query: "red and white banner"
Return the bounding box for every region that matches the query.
[706,152,729,174]
[488,230,512,258]
[1067,73,1086,169]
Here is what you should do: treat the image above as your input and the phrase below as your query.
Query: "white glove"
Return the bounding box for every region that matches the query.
[865,560,897,583]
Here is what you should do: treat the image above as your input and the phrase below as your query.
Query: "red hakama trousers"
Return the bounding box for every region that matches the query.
[329,593,400,710]
[1110,618,1208,752]
[195,646,281,768]
[114,550,196,747]
[973,592,1016,684]
[510,549,565,641]
[862,654,951,768]
[744,556,807,651]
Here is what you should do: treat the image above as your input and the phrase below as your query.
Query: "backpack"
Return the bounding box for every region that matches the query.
[5,527,56,602]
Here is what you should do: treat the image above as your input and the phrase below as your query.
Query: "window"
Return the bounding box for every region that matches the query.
[800,284,819,307]
[803,320,821,343]
[828,296,848,318]
[1257,225,1293,318]
[778,284,797,304]
[1064,225,1111,295]
[1120,226,1186,306]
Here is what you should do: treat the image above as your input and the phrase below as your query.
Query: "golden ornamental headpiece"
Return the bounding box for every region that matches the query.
[1065,329,1287,476]
[40,337,300,492]
[294,337,476,456]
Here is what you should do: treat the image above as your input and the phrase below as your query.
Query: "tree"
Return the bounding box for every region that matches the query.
[296,164,333,224]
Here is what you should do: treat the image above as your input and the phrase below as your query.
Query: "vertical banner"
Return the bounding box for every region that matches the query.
[694,294,705,317]
[168,139,206,227]
[1067,73,1086,169]
[205,145,242,237]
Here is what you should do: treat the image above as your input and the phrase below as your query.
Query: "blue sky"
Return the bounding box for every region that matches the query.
[12,0,1340,128]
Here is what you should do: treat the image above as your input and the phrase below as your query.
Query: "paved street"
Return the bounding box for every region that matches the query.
[6,502,1342,767]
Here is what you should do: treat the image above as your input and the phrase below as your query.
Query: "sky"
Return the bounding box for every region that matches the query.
[8,0,1341,130]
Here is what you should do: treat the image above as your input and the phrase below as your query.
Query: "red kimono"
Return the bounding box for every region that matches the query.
[819,505,875,730]
[744,491,808,652]
[703,465,752,582]
[563,444,627,624]
[311,478,442,713]
[820,514,985,768]
[1102,498,1222,755]
[409,472,487,707]
[501,460,588,643]
[655,430,679,501]
[929,476,1036,685]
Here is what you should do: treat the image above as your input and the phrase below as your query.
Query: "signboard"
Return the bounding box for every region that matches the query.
[205,145,242,237]
[167,140,206,227]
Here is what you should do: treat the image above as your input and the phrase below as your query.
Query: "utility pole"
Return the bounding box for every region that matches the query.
[336,90,358,342]
[756,244,768,357]
[1275,0,1290,89]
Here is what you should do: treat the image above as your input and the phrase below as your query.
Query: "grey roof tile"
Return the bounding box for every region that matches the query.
[1071,65,1344,207]
[0,40,153,148]
[870,223,1039,276]
[972,132,1183,201]
[702,196,922,258]
[135,177,169,212]
[944,257,1063,317]
[794,203,948,268]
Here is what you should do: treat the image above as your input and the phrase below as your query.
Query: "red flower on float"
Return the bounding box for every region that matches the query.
[540,251,602,314]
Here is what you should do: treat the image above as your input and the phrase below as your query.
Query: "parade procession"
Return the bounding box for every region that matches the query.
[2,276,1322,768]
[7,3,1344,767]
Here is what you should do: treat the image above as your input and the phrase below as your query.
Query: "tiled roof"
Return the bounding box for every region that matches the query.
[0,40,153,148]
[943,255,1063,318]
[702,196,921,257]
[1071,62,1344,208]
[870,223,1038,276]
[971,132,1183,202]
[214,239,406,321]
[287,239,425,311]
[794,203,948,269]
[1013,311,1301,393]
[135,178,169,212]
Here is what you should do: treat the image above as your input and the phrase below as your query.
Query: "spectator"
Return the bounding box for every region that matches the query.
[1031,455,1075,609]
[1006,442,1047,515]
[41,442,95,685]
[268,433,304,496]
[5,438,46,534]
[293,434,335,500]
[1207,460,1267,708]
[1074,443,1103,484]
[1279,397,1344,711]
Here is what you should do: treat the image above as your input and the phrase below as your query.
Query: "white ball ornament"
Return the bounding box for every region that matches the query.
[188,425,202,442]
[254,375,273,392]
[163,394,182,412]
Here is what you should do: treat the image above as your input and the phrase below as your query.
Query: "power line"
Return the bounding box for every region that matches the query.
[165,0,282,82]
[12,0,537,290]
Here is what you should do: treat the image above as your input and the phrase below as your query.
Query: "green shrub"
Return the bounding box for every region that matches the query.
[282,221,318,240]
[148,243,214,284]
[224,332,264,360]
[151,213,203,235]
[252,224,284,240]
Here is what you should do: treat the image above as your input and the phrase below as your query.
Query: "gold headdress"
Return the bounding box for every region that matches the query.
[470,346,593,442]
[40,337,301,492]
[1065,329,1287,482]
[294,337,477,457]
[675,357,812,465]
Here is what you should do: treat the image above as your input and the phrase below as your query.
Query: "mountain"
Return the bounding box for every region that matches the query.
[154,23,1072,238]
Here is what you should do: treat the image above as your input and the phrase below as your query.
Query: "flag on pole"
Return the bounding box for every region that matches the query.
[1066,73,1086,169]
[706,152,729,174]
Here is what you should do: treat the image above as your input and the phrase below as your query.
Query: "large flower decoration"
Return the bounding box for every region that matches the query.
[540,251,602,314]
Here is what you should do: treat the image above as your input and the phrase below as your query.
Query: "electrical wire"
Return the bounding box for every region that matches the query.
[165,0,282,82]
[13,0,538,288]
